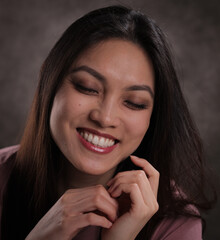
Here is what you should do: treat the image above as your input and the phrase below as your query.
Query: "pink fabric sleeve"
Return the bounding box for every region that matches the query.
[0,145,19,197]
[151,216,202,240]
[0,145,19,240]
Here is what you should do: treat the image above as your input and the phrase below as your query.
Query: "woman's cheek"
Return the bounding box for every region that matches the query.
[129,112,150,138]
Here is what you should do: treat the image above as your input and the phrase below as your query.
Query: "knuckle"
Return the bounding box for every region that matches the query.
[136,170,146,181]
[137,170,145,177]
[60,189,73,203]
[95,184,104,194]
[154,170,160,178]
[86,213,95,223]
[131,183,138,190]
[60,194,68,204]
[154,202,159,212]
[150,201,159,214]
[93,194,102,206]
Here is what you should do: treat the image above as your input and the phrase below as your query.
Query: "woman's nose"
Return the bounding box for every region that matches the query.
[89,100,120,128]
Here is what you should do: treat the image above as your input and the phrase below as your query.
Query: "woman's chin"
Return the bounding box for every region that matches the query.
[80,164,116,176]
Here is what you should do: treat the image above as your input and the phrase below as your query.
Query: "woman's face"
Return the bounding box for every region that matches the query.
[50,39,154,176]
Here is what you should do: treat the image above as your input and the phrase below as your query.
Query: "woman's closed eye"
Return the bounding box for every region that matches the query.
[74,83,99,95]
[124,100,148,110]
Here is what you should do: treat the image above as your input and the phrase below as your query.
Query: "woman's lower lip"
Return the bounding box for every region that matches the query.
[77,131,118,154]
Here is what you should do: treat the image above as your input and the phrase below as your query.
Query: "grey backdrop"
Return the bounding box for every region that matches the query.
[0,0,219,239]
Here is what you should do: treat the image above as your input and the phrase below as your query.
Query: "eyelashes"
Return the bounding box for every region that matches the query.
[72,82,149,111]
[124,100,148,110]
[74,82,99,95]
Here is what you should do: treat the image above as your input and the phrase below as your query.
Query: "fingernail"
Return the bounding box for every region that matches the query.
[130,155,141,160]
[108,185,113,193]
[107,179,113,186]
[107,222,112,228]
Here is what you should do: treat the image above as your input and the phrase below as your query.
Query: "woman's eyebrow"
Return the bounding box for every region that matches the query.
[125,85,154,99]
[70,65,154,99]
[70,65,106,82]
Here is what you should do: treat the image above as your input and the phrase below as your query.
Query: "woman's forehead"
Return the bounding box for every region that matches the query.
[70,39,155,89]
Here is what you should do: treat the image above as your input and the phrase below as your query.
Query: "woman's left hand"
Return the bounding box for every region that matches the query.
[101,155,159,240]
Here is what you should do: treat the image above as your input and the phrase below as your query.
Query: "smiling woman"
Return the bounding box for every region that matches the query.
[50,39,154,177]
[0,5,216,240]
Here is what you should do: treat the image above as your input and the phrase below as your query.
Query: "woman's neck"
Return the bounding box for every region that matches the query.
[58,157,116,194]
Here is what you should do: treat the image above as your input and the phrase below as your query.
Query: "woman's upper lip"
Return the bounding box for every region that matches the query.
[77,127,119,141]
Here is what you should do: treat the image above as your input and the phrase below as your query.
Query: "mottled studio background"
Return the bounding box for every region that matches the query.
[0,0,219,239]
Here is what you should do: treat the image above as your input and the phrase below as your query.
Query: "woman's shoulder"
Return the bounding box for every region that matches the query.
[0,145,19,191]
[151,215,202,240]
[0,145,19,165]
[0,146,19,237]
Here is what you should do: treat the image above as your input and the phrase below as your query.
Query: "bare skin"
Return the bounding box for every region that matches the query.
[26,156,159,240]
[25,39,159,239]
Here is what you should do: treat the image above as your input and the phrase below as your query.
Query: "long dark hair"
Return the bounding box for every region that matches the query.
[1,5,216,239]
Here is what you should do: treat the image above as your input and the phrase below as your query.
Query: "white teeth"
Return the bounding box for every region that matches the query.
[99,137,105,146]
[85,132,89,139]
[93,136,99,146]
[88,133,93,142]
[105,139,109,146]
[79,130,116,148]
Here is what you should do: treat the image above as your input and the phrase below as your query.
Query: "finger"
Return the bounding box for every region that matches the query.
[69,212,112,238]
[130,155,159,198]
[62,186,118,222]
[110,183,144,213]
[69,193,118,222]
[64,185,118,208]
[108,171,155,205]
[78,212,112,228]
[110,182,159,220]
[108,171,143,193]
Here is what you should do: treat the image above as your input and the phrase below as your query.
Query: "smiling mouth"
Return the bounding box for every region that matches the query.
[77,128,119,149]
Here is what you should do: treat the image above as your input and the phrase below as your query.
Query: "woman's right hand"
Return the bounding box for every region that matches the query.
[25,185,118,240]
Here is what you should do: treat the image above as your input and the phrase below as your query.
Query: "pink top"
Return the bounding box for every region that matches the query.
[0,146,202,239]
